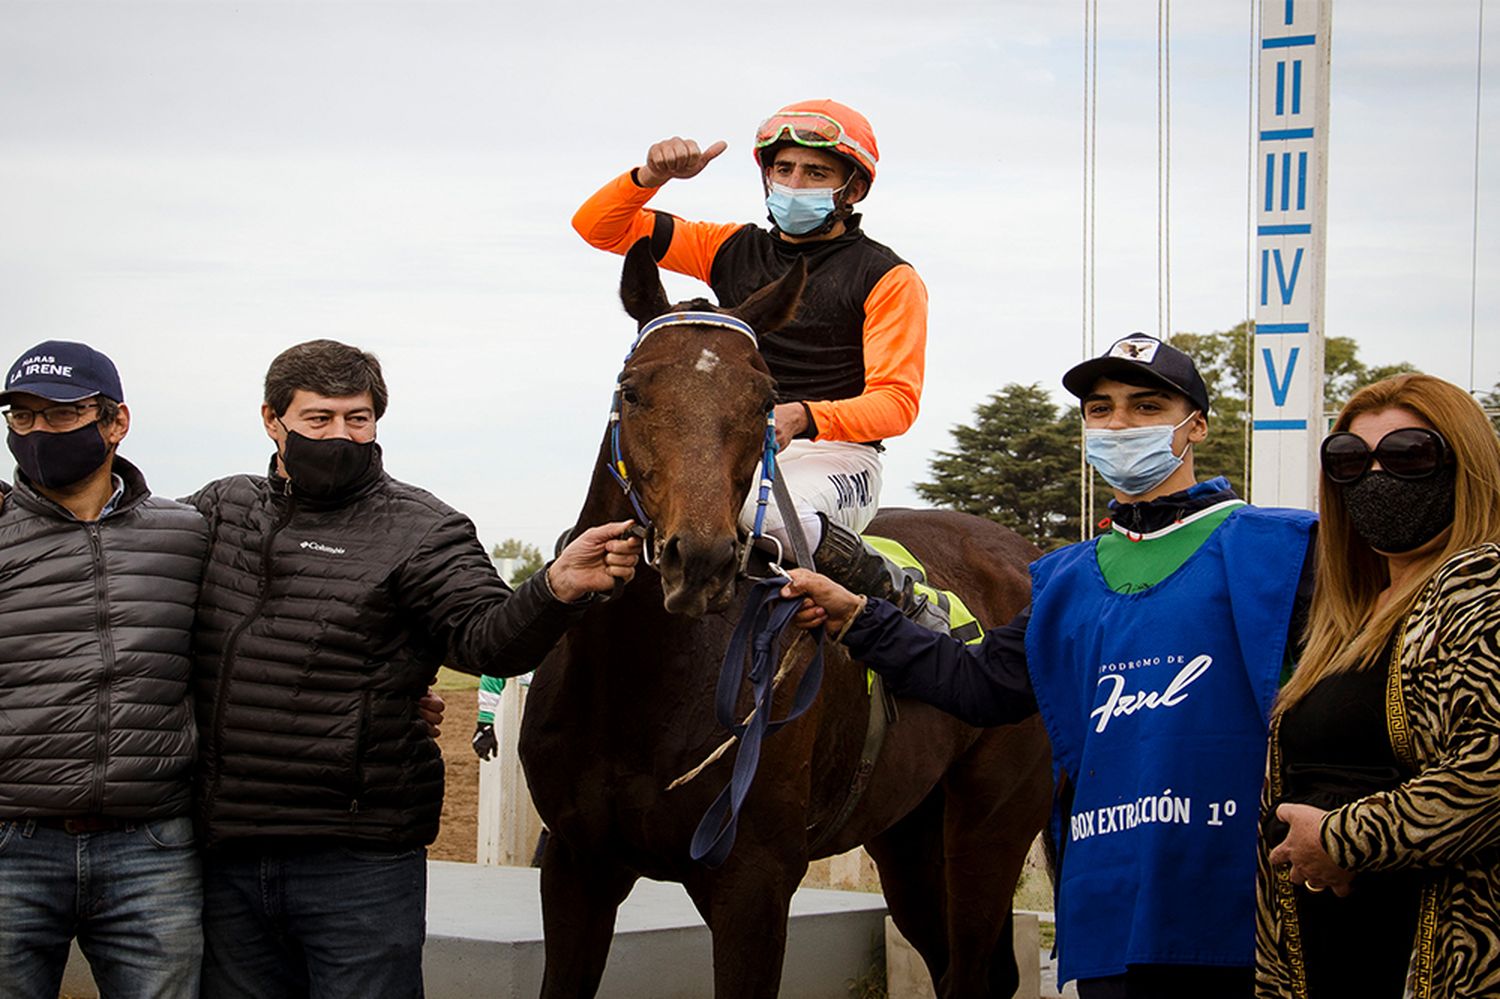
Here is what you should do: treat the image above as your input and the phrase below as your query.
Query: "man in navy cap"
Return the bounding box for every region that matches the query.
[0,341,208,997]
[783,334,1318,999]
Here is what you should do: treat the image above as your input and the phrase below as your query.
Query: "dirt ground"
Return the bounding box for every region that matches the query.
[431,690,480,863]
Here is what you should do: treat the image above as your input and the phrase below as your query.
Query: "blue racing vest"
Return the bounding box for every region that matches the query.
[1025,506,1315,984]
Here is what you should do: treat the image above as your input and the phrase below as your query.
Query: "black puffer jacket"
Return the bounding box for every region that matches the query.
[188,449,584,849]
[0,458,205,818]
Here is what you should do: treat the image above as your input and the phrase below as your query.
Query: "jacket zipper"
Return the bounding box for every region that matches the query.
[203,483,295,815]
[350,689,371,814]
[87,524,119,814]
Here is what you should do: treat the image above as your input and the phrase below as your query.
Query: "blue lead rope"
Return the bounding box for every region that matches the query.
[688,577,825,868]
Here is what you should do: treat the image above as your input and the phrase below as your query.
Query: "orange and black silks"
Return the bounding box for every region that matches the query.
[573,171,927,446]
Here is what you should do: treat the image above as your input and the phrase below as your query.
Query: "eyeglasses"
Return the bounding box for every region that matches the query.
[754,111,877,174]
[1320,427,1453,485]
[2,401,101,432]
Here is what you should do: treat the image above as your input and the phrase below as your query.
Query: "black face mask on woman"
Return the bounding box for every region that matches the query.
[7,423,110,490]
[279,427,378,500]
[1340,467,1457,554]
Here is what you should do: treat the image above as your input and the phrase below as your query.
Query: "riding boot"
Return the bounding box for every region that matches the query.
[811,517,949,635]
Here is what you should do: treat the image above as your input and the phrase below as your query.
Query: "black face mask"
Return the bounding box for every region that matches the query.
[280,427,378,500]
[8,424,111,490]
[1341,467,1457,554]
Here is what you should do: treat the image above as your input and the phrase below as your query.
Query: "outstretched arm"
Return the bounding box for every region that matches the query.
[396,516,640,678]
[782,568,1036,727]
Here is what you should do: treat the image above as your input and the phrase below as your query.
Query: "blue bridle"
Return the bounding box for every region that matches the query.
[606,310,781,565]
[604,309,827,868]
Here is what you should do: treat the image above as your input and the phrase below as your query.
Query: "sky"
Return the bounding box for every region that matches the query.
[1,0,1494,550]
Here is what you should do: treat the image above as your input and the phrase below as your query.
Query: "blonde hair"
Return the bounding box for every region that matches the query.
[1277,373,1500,714]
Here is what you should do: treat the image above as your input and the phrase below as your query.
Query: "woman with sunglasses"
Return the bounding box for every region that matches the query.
[1256,373,1500,998]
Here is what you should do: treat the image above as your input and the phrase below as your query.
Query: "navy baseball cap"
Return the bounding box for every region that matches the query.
[1062,333,1210,415]
[0,341,124,405]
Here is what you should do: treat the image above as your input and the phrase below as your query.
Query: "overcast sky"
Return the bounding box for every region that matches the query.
[1,0,1494,549]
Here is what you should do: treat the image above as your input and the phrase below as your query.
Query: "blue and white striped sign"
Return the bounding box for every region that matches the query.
[1252,0,1331,509]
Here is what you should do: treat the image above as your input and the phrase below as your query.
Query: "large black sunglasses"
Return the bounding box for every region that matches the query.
[1320,427,1453,485]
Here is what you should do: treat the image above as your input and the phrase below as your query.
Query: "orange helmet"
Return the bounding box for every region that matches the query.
[753,99,879,184]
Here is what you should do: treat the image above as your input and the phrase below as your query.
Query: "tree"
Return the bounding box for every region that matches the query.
[1169,324,1418,495]
[916,384,1093,548]
[918,325,1417,550]
[1481,383,1500,436]
[489,538,545,583]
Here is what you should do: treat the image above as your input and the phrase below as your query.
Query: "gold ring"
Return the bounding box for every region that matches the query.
[1303,880,1326,893]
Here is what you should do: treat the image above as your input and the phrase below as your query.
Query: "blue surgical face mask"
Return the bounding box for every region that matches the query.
[1084,413,1196,496]
[765,181,840,235]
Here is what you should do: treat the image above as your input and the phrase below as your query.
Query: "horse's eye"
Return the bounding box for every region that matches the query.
[621,386,642,407]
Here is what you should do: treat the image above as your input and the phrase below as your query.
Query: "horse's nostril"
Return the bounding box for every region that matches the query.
[658,535,683,567]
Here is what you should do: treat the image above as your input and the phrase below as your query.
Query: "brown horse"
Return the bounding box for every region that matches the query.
[519,241,1052,998]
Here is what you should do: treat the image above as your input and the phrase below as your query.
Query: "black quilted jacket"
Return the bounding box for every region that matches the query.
[0,457,206,819]
[187,450,584,849]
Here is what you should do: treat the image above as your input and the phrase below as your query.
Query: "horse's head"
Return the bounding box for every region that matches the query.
[612,239,805,616]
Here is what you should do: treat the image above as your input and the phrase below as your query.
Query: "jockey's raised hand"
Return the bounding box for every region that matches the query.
[637,137,728,188]
[546,519,643,602]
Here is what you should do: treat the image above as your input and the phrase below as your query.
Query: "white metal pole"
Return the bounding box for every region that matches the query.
[1251,0,1332,509]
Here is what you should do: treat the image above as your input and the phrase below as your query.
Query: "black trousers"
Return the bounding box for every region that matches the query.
[1076,964,1255,999]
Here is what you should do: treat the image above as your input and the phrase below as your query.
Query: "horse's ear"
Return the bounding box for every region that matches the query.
[620,238,671,326]
[729,258,806,336]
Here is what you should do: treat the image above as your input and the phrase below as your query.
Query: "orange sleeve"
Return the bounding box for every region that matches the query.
[804,264,927,443]
[571,170,743,285]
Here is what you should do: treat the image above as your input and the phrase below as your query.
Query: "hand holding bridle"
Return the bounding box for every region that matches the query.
[546,519,643,603]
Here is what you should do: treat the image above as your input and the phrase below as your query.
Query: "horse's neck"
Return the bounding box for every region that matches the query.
[572,431,635,537]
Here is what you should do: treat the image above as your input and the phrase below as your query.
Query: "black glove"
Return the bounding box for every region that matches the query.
[471,722,498,761]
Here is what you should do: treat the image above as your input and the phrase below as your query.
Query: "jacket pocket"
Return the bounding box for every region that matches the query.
[348,689,372,811]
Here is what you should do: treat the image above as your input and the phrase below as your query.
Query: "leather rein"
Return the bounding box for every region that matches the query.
[599,309,834,868]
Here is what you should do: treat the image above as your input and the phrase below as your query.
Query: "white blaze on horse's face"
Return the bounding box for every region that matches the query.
[619,330,774,617]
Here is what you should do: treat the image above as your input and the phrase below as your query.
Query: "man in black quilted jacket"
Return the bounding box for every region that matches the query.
[0,341,207,998]
[188,339,639,999]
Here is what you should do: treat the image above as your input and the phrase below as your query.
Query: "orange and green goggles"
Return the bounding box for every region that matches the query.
[754,111,877,175]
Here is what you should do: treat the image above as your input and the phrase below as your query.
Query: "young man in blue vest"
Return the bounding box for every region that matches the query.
[784,333,1317,999]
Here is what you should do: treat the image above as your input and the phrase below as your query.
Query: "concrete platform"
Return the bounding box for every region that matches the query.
[62,860,889,998]
[423,862,888,998]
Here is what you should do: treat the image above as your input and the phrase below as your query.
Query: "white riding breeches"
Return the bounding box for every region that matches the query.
[737,439,883,562]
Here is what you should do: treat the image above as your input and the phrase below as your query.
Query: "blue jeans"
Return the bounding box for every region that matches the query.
[0,816,203,999]
[201,844,427,999]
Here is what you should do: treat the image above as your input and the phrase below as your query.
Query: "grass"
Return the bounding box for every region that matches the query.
[432,667,481,692]
[846,933,888,998]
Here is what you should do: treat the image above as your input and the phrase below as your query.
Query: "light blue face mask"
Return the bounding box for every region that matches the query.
[1084,413,1196,496]
[765,181,840,235]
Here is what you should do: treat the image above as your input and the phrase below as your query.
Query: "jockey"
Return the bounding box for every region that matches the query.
[573,99,932,615]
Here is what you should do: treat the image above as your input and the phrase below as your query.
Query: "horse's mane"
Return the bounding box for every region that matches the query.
[669,298,719,314]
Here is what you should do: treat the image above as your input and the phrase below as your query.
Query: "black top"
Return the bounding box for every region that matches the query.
[1274,643,1420,998]
[704,215,906,411]
[187,450,587,849]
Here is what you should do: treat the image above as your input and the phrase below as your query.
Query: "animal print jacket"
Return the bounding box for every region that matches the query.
[1256,543,1500,999]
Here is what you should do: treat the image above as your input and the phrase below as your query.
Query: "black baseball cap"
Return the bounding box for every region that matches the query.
[1062,333,1210,415]
[0,340,124,405]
